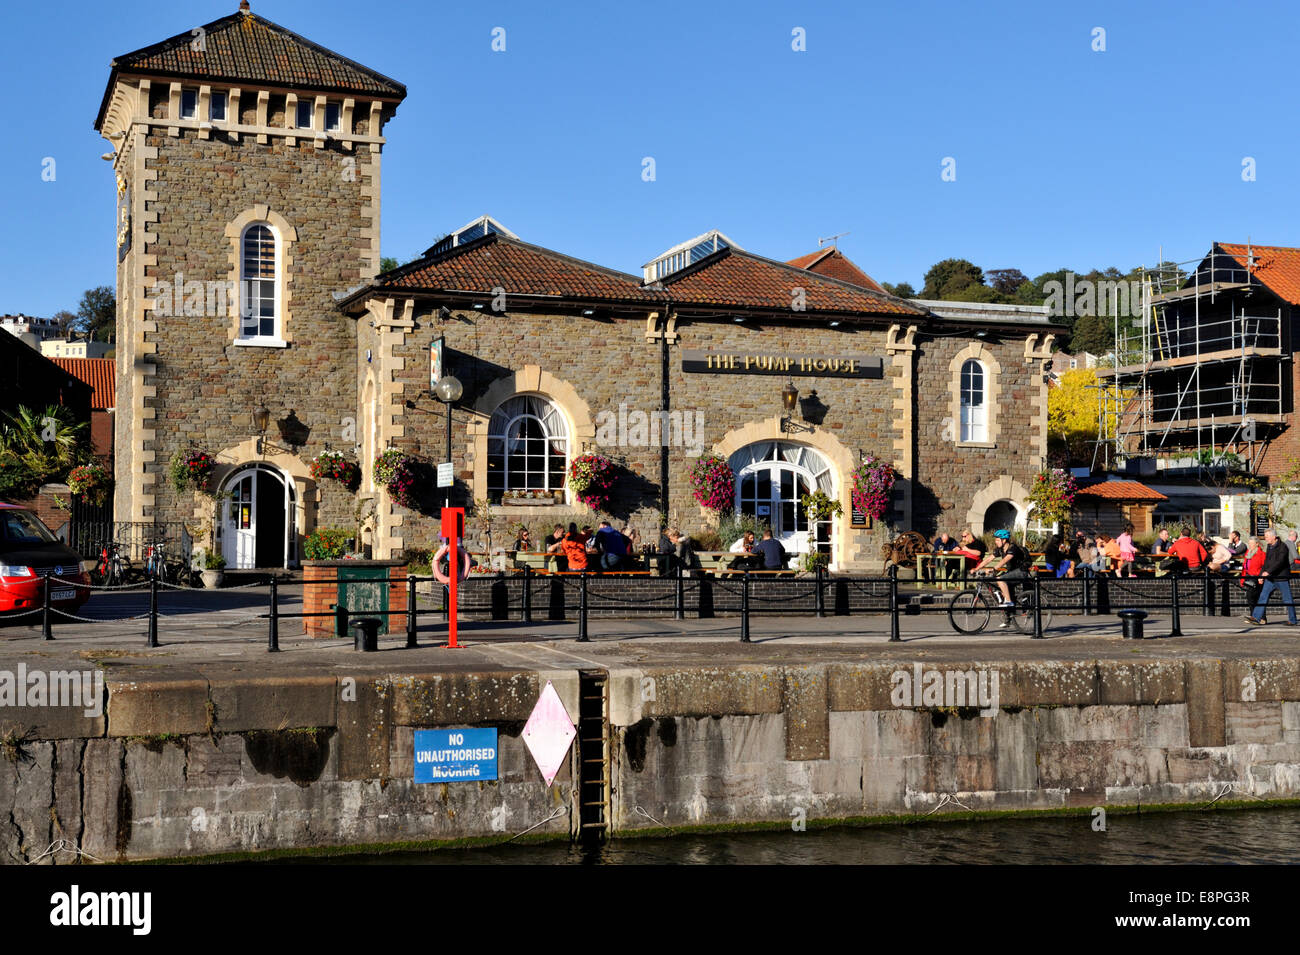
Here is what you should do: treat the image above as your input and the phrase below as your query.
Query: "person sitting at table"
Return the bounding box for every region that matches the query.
[514,527,533,552]
[928,532,960,582]
[656,527,676,576]
[593,519,628,571]
[1075,536,1105,575]
[729,530,756,554]
[1227,530,1247,559]
[1166,525,1207,573]
[1098,534,1122,575]
[727,531,762,571]
[1151,527,1171,558]
[950,529,986,578]
[753,528,787,571]
[561,522,589,572]
[624,525,641,555]
[545,523,568,572]
[1043,534,1072,578]
[1207,536,1234,574]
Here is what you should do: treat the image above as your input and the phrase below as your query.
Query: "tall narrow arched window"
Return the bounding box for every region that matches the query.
[960,359,987,442]
[486,396,570,503]
[240,224,278,340]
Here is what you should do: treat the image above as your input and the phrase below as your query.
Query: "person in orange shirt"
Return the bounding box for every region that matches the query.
[1098,534,1122,575]
[560,522,589,571]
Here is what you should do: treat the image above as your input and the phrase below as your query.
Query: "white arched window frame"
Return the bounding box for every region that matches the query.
[959,359,988,443]
[486,396,570,503]
[239,222,282,342]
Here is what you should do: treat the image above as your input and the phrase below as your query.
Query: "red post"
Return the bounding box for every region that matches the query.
[441,507,465,648]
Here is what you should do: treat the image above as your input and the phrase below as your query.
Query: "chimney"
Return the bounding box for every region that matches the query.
[240,0,250,12]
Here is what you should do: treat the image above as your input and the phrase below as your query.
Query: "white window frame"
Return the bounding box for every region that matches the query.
[237,222,285,346]
[180,88,198,120]
[486,396,570,503]
[959,359,988,443]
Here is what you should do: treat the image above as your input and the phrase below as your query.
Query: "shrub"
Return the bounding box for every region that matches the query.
[303,527,350,560]
[693,529,723,551]
[717,512,767,549]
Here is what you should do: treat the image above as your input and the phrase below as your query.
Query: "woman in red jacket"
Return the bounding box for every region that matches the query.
[561,522,589,571]
[1240,536,1265,620]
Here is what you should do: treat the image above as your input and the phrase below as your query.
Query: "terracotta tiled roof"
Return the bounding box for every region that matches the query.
[660,248,923,317]
[98,8,404,128]
[378,234,658,303]
[51,358,115,410]
[1074,480,1167,503]
[787,248,886,293]
[1216,242,1300,306]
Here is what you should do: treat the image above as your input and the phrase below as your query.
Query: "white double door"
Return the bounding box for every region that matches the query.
[221,467,292,569]
[737,461,815,554]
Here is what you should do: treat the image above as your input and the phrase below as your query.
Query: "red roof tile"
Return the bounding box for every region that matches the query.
[661,248,923,317]
[787,248,886,293]
[1074,480,1167,502]
[51,358,115,410]
[1217,242,1300,306]
[379,234,658,304]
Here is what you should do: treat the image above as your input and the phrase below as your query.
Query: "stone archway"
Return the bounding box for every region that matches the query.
[712,418,856,569]
[965,475,1031,536]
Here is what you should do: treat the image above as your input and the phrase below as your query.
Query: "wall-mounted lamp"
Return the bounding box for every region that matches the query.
[780,382,814,434]
[253,406,306,456]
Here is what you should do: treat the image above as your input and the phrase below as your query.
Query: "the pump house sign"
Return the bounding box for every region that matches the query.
[681,349,884,379]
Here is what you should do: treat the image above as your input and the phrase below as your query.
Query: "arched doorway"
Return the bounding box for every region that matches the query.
[729,442,834,557]
[219,463,297,568]
[982,499,1020,534]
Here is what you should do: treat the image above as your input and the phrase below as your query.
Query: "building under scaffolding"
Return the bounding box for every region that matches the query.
[1094,243,1294,480]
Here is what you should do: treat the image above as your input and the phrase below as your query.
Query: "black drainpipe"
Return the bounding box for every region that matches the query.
[660,304,672,519]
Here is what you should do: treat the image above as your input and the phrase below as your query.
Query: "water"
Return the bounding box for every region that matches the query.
[301,807,1300,865]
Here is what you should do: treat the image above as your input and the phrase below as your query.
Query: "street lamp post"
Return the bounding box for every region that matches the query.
[434,375,463,509]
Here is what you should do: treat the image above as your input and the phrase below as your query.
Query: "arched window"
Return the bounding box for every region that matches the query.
[960,359,987,442]
[487,396,569,503]
[240,223,278,340]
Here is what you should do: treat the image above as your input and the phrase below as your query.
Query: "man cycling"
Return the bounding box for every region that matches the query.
[972,529,1030,610]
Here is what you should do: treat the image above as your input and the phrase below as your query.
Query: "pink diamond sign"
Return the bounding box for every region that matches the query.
[522,681,577,786]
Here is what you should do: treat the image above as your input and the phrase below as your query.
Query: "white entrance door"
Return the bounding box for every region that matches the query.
[737,461,815,554]
[225,472,257,569]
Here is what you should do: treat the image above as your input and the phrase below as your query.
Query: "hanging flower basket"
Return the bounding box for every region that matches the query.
[567,453,617,511]
[850,454,896,521]
[689,453,735,513]
[373,448,420,510]
[67,463,111,505]
[310,450,361,492]
[1025,467,1077,527]
[170,448,215,494]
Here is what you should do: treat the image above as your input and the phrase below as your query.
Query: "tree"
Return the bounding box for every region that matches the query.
[74,286,116,342]
[920,259,984,299]
[948,283,1010,304]
[51,310,77,337]
[379,256,400,274]
[881,281,916,299]
[1047,369,1102,465]
[0,405,92,500]
[986,268,1029,295]
[1068,313,1114,357]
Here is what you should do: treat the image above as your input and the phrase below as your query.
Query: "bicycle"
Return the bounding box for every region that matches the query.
[947,573,1052,634]
[144,540,192,586]
[93,540,133,588]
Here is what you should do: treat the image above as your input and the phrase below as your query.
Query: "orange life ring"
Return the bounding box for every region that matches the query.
[432,544,472,584]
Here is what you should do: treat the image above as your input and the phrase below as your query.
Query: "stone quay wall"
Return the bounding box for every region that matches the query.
[1,656,1298,861]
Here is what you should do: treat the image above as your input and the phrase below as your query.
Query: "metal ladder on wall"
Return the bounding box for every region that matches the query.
[577,669,610,843]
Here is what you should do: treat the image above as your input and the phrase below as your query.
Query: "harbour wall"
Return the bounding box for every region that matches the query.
[1,657,1298,861]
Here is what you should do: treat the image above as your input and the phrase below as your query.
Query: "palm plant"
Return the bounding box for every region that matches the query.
[0,405,91,500]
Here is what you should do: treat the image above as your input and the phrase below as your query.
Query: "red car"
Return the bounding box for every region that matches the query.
[0,503,91,617]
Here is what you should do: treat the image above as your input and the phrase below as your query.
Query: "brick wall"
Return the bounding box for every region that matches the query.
[302,562,408,637]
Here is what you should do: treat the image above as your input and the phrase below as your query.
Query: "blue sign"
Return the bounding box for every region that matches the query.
[414,728,498,783]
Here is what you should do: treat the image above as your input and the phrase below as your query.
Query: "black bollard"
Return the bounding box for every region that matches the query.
[576,570,589,642]
[41,571,53,641]
[740,570,751,643]
[1168,573,1182,637]
[674,565,684,621]
[521,565,532,623]
[1032,571,1044,639]
[406,575,418,649]
[815,566,825,618]
[335,601,349,639]
[147,574,159,648]
[888,564,901,643]
[1203,565,1213,616]
[1082,570,1092,616]
[267,577,280,653]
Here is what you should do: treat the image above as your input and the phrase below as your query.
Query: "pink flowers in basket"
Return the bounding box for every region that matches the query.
[567,453,617,510]
[851,454,895,520]
[310,450,361,492]
[374,448,419,510]
[689,454,734,513]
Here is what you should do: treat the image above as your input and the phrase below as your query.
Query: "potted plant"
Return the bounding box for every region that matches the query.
[689,453,735,514]
[567,452,617,511]
[200,550,226,588]
[310,450,362,492]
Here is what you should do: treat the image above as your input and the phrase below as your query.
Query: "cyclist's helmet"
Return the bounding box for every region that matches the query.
[993,529,1011,540]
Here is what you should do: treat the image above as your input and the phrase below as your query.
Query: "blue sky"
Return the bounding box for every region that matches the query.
[3,0,1298,315]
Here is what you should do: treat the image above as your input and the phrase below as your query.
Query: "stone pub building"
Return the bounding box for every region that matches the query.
[99,4,1058,571]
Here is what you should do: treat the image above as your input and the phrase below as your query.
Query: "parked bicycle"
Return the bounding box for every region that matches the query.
[144,539,192,586]
[93,540,133,587]
[948,573,1052,634]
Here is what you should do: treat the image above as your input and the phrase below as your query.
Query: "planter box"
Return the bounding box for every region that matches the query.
[501,495,557,506]
[302,559,408,638]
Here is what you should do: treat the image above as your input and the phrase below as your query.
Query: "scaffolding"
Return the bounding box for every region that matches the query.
[1092,247,1286,477]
